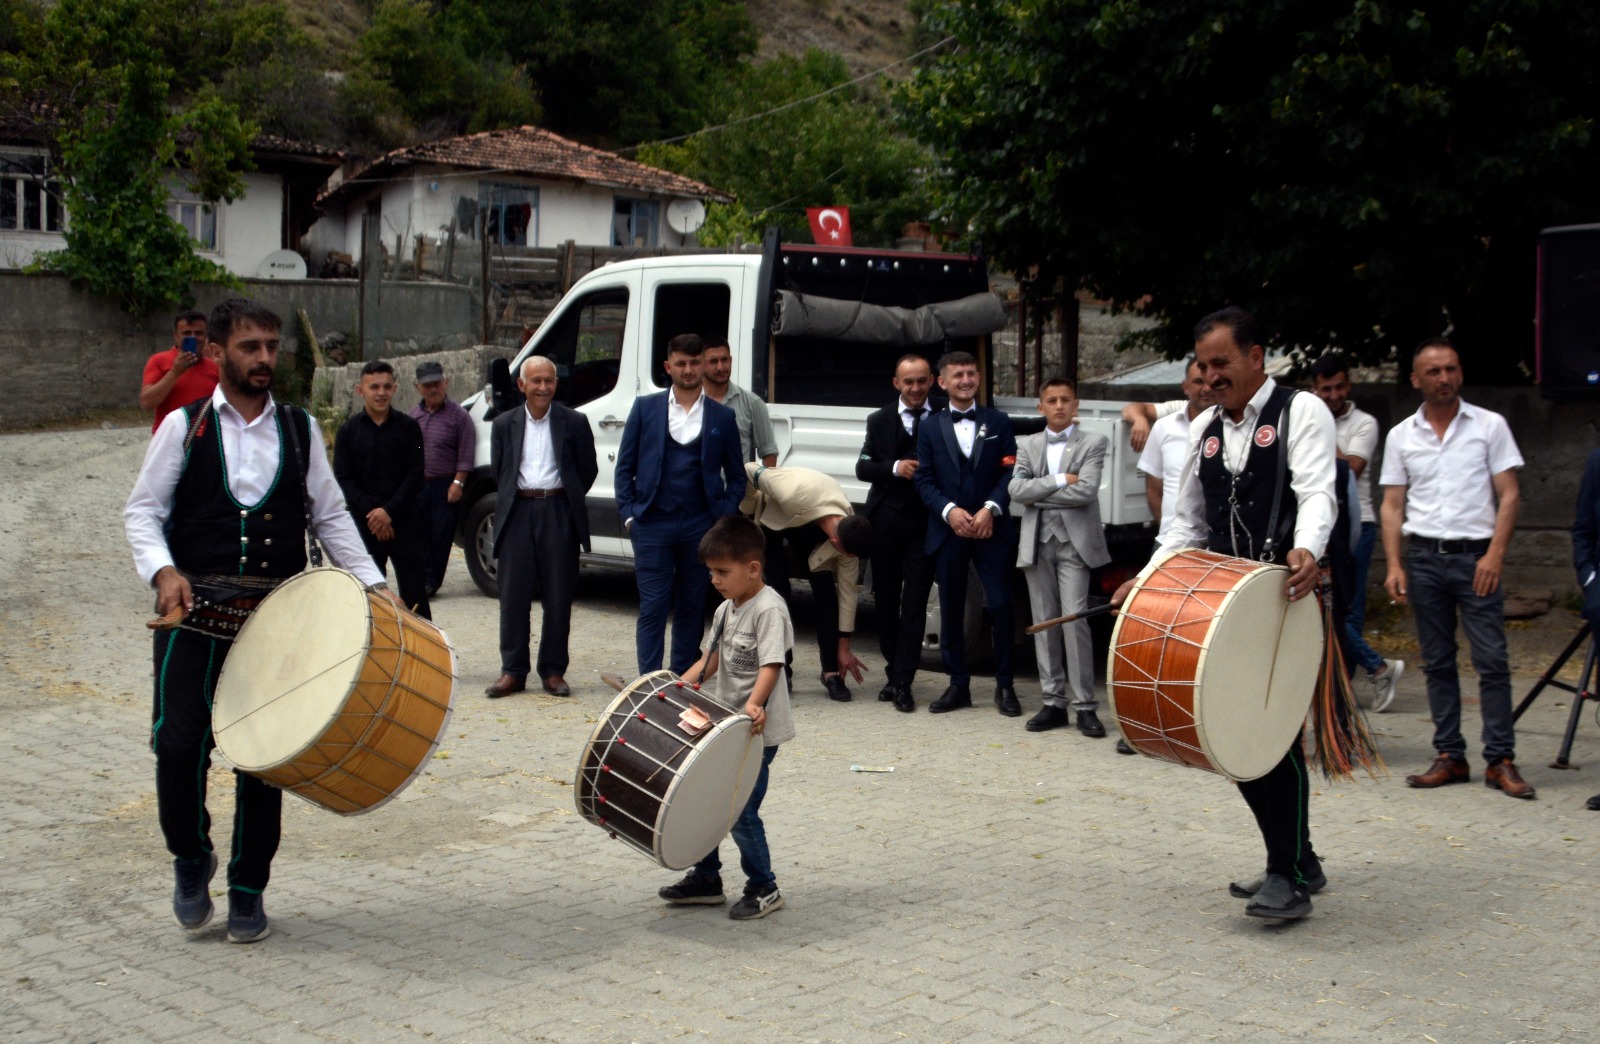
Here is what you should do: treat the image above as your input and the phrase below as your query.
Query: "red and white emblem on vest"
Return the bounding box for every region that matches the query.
[1202,435,1221,458]
[1253,425,1277,448]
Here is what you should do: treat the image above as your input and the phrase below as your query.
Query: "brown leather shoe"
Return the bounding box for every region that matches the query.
[484,674,526,698]
[1485,759,1537,799]
[1405,754,1470,788]
[542,675,572,697]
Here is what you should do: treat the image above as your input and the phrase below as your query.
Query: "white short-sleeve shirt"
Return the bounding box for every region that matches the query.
[1333,403,1380,524]
[1378,400,1523,540]
[1136,409,1194,543]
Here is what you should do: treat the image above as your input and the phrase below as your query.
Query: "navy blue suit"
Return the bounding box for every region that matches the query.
[914,405,1018,687]
[615,390,746,675]
[1575,448,1600,630]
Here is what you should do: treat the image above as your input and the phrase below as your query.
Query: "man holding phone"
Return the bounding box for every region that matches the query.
[140,310,219,433]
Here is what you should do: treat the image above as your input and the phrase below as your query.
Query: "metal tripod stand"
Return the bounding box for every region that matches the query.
[1510,623,1598,769]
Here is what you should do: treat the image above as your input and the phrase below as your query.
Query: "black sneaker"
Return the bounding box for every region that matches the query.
[728,886,784,920]
[172,852,217,930]
[1230,859,1327,898]
[1244,874,1312,920]
[226,890,271,943]
[658,873,726,906]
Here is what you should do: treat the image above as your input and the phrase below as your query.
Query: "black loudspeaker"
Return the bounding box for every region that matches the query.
[1537,223,1600,402]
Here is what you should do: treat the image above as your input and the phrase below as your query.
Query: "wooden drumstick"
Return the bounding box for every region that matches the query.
[146,606,188,631]
[600,672,630,693]
[1024,602,1118,635]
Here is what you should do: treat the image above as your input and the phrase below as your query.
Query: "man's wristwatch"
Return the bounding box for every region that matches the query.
[451,479,464,488]
[987,504,1002,519]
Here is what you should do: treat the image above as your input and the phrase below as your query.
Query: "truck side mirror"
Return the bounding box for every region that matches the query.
[489,357,517,416]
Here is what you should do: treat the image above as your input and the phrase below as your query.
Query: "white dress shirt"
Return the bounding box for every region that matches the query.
[517,405,563,490]
[1136,409,1195,543]
[1157,377,1337,564]
[1378,400,1523,540]
[667,390,705,445]
[1332,402,1380,524]
[125,388,384,587]
[1044,423,1075,488]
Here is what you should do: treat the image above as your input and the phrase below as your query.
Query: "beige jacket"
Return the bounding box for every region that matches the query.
[739,463,861,631]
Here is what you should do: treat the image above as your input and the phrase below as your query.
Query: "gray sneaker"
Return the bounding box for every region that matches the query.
[172,852,217,930]
[728,887,784,920]
[1369,659,1403,713]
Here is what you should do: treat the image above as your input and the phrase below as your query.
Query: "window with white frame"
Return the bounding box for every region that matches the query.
[613,198,659,247]
[0,149,65,233]
[166,193,217,251]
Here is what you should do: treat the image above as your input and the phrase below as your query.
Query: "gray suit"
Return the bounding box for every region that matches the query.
[1008,428,1111,710]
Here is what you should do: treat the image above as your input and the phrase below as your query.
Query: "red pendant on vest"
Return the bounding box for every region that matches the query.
[1253,425,1277,448]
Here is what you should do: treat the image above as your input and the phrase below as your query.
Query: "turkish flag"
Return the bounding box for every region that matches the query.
[806,206,853,246]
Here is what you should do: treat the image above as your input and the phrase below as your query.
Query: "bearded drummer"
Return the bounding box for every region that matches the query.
[1111,307,1338,921]
[124,299,397,943]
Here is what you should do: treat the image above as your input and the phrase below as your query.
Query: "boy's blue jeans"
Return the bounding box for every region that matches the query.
[693,745,778,893]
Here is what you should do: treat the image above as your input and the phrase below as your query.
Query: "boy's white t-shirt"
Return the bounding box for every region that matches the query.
[707,585,795,747]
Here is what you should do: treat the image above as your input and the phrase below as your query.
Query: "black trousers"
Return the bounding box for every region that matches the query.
[151,628,282,893]
[932,531,1014,688]
[764,523,840,672]
[360,518,431,620]
[497,497,579,680]
[417,476,461,593]
[1235,735,1318,883]
[867,504,933,687]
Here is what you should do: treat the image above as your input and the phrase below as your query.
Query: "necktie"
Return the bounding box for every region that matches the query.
[908,409,922,442]
[951,409,977,423]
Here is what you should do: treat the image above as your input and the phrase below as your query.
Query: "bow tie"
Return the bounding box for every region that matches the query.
[951,409,978,423]
[1046,430,1072,445]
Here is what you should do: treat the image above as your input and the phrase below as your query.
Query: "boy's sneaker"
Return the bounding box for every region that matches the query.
[172,852,217,930]
[1368,659,1403,712]
[728,886,784,920]
[658,873,726,905]
[226,890,270,944]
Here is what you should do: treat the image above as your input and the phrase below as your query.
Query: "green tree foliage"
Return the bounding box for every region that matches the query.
[898,1,1600,376]
[0,0,253,314]
[640,50,932,248]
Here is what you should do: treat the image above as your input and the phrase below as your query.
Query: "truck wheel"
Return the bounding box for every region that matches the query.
[464,495,498,598]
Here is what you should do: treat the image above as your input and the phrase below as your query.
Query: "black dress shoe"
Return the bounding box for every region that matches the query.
[1587,793,1600,811]
[877,682,897,702]
[1025,705,1069,732]
[1075,709,1107,738]
[822,674,853,702]
[928,684,972,713]
[1115,738,1136,755]
[893,685,916,713]
[994,686,1022,717]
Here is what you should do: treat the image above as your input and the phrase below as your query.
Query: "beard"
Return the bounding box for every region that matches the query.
[222,355,274,398]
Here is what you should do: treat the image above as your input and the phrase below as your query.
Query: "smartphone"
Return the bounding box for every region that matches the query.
[180,335,199,355]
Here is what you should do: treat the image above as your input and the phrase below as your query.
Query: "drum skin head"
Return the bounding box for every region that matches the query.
[213,569,371,771]
[656,717,761,869]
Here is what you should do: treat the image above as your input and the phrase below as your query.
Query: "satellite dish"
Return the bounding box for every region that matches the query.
[256,249,308,280]
[665,199,707,235]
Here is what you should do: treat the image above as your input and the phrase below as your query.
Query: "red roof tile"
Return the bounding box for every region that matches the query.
[319,125,731,208]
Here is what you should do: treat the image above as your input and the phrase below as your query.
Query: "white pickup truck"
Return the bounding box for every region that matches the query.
[456,231,1153,662]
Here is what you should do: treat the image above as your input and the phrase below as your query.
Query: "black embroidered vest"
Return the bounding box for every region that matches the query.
[1197,385,1298,564]
[169,402,312,579]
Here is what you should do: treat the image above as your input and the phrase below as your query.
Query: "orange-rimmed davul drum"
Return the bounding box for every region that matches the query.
[212,568,457,814]
[575,670,762,869]
[1107,548,1322,781]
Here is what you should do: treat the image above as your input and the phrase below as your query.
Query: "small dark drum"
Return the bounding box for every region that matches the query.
[574,670,762,869]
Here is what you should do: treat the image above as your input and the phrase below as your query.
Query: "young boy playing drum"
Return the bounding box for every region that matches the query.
[658,515,795,920]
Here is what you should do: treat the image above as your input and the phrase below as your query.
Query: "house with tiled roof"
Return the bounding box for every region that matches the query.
[307,125,732,267]
[0,131,341,277]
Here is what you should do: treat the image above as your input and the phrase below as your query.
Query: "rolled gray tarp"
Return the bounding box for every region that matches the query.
[772,289,1007,345]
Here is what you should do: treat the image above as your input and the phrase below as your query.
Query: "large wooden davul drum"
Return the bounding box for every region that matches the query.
[575,671,762,869]
[212,568,457,814]
[1107,548,1322,782]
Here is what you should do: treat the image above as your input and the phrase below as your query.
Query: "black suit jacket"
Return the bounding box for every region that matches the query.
[913,405,1016,555]
[857,403,933,519]
[490,402,599,556]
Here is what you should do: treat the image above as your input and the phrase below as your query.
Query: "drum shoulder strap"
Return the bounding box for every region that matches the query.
[1261,388,1293,562]
[278,404,324,568]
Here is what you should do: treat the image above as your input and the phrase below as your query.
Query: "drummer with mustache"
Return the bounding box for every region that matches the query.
[125,298,396,944]
[1111,306,1337,921]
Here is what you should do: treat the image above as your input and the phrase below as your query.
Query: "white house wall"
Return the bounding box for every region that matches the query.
[215,171,284,278]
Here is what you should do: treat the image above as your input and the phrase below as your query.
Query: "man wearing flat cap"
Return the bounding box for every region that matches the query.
[410,360,477,596]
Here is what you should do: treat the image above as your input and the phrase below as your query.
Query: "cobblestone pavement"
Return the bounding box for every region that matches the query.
[2,430,1597,1042]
